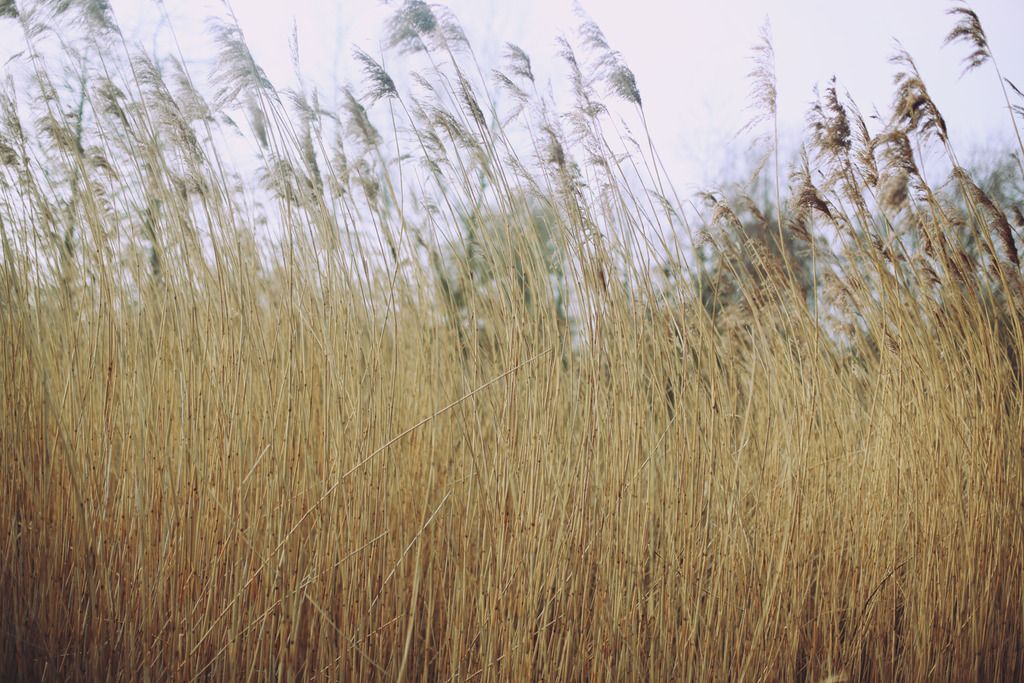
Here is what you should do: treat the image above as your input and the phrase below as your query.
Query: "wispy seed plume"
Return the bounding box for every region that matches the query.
[944,1,991,76]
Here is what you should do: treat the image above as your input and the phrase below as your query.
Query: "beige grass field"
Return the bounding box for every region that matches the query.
[1,0,1023,679]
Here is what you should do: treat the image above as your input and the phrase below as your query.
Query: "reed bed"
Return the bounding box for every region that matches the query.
[1,0,1023,679]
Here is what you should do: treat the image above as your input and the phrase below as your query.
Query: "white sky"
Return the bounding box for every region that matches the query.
[9,0,1024,188]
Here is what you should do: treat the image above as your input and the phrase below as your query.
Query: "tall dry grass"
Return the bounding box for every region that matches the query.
[1,0,1023,679]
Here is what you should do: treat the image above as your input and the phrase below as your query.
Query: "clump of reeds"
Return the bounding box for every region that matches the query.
[1,0,1022,680]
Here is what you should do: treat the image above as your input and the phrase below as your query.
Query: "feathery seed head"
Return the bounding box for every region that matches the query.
[748,21,777,118]
[890,48,948,144]
[504,43,534,84]
[944,2,990,76]
[386,0,438,54]
[353,48,398,104]
[953,165,1019,267]
[208,17,274,110]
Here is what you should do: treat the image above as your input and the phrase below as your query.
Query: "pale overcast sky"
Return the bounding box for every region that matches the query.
[10,0,1024,187]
